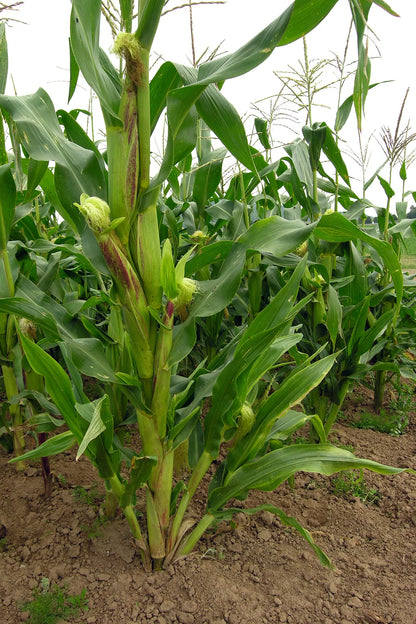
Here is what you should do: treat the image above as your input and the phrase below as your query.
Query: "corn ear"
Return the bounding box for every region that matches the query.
[137,200,162,309]
[161,239,178,301]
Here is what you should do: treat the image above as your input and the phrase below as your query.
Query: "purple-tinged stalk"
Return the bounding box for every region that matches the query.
[18,319,52,494]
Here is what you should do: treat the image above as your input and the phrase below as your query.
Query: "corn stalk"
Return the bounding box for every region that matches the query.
[1,0,407,571]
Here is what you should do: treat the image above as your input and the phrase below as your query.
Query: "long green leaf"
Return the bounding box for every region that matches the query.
[193,147,227,212]
[9,431,76,463]
[70,0,121,125]
[76,396,107,460]
[0,23,7,95]
[0,297,60,341]
[315,212,403,309]
[198,0,338,82]
[135,0,165,50]
[64,338,118,383]
[327,284,343,348]
[19,333,85,444]
[171,218,315,364]
[214,503,332,567]
[208,444,408,511]
[0,164,16,251]
[0,90,108,271]
[223,353,338,473]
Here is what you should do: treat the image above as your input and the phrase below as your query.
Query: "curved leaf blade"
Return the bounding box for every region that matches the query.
[9,430,76,463]
[208,444,408,511]
[0,163,16,251]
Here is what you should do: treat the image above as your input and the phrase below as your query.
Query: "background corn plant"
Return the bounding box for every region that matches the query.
[0,0,411,572]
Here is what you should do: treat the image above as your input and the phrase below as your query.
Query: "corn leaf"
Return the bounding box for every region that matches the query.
[350,0,371,130]
[198,0,338,82]
[208,444,408,512]
[223,353,338,474]
[372,0,399,17]
[19,333,86,445]
[9,431,76,463]
[320,123,350,185]
[68,37,80,104]
[327,284,343,348]
[0,297,60,341]
[151,0,342,183]
[193,148,227,212]
[0,164,16,251]
[76,396,109,460]
[136,0,165,50]
[339,241,367,307]
[195,85,256,172]
[254,118,271,150]
[64,338,119,383]
[26,159,49,199]
[70,0,121,125]
[0,22,7,95]
[377,174,395,199]
[315,212,403,309]
[171,218,315,365]
[356,309,395,357]
[0,89,106,210]
[213,503,332,567]
[347,296,370,356]
[268,410,317,443]
[203,263,309,457]
[303,123,326,172]
[335,82,391,132]
[120,455,158,508]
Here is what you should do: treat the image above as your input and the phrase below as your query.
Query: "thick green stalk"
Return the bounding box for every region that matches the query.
[146,487,165,567]
[0,112,7,165]
[312,169,318,205]
[151,302,174,437]
[374,370,386,413]
[168,451,212,551]
[324,380,350,436]
[153,448,174,530]
[136,409,164,465]
[1,248,15,299]
[136,47,151,194]
[177,513,215,557]
[108,474,151,569]
[248,254,262,320]
[98,231,153,381]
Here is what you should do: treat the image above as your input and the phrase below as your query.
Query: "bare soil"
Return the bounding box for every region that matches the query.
[1,386,416,624]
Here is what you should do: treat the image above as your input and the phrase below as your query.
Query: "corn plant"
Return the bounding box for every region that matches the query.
[0,0,410,572]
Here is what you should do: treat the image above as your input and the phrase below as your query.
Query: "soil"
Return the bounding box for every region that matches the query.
[1,385,416,624]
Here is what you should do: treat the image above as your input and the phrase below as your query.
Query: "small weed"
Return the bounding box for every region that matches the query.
[81,515,107,540]
[201,547,225,561]
[20,581,88,624]
[352,409,408,436]
[331,470,381,505]
[0,536,8,552]
[73,484,104,508]
[57,473,68,486]
[388,379,415,416]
